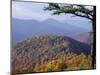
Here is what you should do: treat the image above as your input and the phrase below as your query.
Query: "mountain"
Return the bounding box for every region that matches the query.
[12,18,90,44]
[11,35,91,74]
[69,32,91,43]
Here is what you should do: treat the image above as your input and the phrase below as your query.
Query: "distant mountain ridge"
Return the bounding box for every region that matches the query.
[12,18,90,44]
[69,32,91,43]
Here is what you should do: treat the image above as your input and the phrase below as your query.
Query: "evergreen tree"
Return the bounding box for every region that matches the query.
[44,3,96,69]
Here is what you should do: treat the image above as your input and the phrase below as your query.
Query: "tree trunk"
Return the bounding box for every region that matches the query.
[92,6,96,69]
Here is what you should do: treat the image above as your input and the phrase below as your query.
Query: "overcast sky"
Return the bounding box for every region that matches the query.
[12,1,93,30]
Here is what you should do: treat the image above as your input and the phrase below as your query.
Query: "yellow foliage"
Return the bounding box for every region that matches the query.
[33,52,92,72]
[79,53,92,69]
[33,59,67,72]
[45,59,67,71]
[33,64,46,72]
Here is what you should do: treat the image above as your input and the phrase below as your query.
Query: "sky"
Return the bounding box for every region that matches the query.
[12,1,93,30]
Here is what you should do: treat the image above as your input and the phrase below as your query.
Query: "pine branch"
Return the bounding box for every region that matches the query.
[44,3,93,21]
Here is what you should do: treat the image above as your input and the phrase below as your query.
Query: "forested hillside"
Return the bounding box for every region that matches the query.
[11,35,92,74]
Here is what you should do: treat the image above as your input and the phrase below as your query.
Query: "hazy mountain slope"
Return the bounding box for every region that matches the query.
[12,18,90,44]
[69,32,91,43]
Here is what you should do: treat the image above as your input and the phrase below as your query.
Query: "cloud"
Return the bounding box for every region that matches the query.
[12,1,72,22]
[12,1,50,21]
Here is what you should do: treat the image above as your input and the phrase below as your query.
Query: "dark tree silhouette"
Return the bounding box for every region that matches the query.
[44,3,94,21]
[44,3,96,69]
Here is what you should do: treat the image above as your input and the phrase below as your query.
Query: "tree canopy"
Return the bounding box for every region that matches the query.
[44,3,96,69]
[44,3,94,21]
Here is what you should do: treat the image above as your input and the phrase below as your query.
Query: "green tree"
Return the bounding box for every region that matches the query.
[44,3,94,21]
[44,3,96,69]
